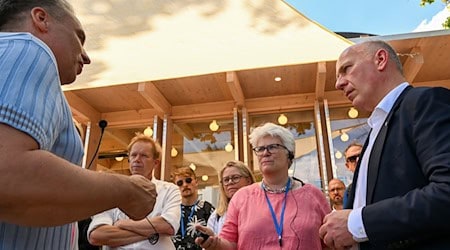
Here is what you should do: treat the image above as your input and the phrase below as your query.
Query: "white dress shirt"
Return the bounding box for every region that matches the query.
[348,82,410,241]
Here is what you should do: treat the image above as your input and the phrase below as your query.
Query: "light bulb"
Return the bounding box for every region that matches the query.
[171,147,178,157]
[274,76,282,82]
[348,107,359,119]
[115,156,124,161]
[209,120,219,132]
[340,132,349,142]
[189,163,196,171]
[201,175,209,181]
[335,151,343,159]
[278,114,288,125]
[144,126,153,136]
[225,142,233,152]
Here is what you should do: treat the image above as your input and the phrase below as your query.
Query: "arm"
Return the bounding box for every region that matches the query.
[115,216,175,236]
[88,224,147,247]
[0,124,157,226]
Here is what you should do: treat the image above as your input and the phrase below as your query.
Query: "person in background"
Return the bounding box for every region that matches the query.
[319,40,450,249]
[328,178,346,211]
[88,134,181,249]
[207,160,256,234]
[342,142,362,208]
[0,1,156,249]
[172,166,215,250]
[195,122,330,249]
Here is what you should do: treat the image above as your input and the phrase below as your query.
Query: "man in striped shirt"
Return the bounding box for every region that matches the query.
[0,1,157,249]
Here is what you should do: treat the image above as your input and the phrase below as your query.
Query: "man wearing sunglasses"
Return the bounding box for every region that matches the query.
[88,134,181,249]
[172,166,214,250]
[342,142,363,208]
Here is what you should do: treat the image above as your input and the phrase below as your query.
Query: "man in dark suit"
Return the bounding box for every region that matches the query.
[319,40,450,249]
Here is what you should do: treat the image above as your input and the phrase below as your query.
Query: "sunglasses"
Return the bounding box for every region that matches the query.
[176,177,193,187]
[346,154,360,163]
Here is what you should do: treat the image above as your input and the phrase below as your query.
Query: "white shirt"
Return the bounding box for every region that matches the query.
[88,179,181,250]
[348,82,410,240]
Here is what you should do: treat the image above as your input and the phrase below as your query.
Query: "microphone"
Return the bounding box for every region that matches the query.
[99,120,108,130]
[86,120,108,169]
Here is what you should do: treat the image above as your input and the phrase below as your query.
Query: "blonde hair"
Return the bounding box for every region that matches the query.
[127,133,161,160]
[172,166,196,180]
[216,161,255,217]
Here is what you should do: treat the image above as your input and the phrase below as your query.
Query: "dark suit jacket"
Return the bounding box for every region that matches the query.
[346,86,450,249]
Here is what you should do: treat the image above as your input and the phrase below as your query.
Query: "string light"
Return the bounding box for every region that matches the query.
[171,147,178,157]
[115,156,124,161]
[201,175,209,181]
[189,163,196,171]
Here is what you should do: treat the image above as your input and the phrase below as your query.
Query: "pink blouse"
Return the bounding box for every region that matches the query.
[220,183,330,249]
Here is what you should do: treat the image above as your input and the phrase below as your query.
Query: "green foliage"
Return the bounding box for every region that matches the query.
[420,0,450,29]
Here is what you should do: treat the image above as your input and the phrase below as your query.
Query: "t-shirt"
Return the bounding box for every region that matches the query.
[220,183,330,250]
[0,32,83,250]
[172,200,215,250]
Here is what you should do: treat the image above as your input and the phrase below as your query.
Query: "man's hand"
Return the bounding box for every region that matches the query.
[118,175,157,220]
[319,209,356,249]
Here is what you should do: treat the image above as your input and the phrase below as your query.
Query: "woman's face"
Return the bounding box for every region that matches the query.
[255,136,290,175]
[222,167,251,199]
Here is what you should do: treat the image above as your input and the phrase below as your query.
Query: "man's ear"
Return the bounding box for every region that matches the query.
[30,7,50,32]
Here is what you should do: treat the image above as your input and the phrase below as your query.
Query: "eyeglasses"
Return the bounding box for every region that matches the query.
[176,177,193,187]
[346,154,360,163]
[252,144,288,156]
[221,175,244,185]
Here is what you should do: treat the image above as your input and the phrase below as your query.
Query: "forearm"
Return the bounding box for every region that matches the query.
[0,146,133,226]
[117,216,175,236]
[89,225,146,247]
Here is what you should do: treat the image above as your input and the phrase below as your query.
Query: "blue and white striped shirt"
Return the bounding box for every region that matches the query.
[0,32,84,250]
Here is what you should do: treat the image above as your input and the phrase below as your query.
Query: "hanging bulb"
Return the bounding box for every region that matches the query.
[171,147,178,157]
[278,114,288,125]
[225,142,234,152]
[209,120,219,131]
[144,126,153,136]
[340,132,349,142]
[348,107,359,119]
[115,156,124,161]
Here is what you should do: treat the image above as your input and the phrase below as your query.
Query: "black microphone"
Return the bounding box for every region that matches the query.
[86,120,108,169]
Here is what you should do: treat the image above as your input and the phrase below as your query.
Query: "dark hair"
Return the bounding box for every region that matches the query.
[0,0,74,30]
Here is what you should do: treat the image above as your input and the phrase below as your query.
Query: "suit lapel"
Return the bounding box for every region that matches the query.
[366,86,412,204]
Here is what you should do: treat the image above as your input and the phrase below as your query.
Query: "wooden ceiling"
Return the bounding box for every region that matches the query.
[65,30,450,171]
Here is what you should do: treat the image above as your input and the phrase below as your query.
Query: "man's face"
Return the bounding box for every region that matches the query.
[345,146,362,173]
[328,180,345,205]
[174,174,198,199]
[335,45,379,112]
[128,141,159,179]
[34,8,91,84]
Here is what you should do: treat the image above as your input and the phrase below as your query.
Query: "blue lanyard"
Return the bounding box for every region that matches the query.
[262,178,290,247]
[180,201,197,238]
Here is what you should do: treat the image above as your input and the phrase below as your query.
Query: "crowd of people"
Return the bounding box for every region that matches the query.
[1,0,449,249]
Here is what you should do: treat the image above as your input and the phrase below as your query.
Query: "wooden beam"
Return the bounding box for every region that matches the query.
[226,71,245,106]
[413,79,450,88]
[171,101,235,121]
[403,47,424,83]
[64,91,101,123]
[315,62,327,101]
[138,82,172,117]
[104,130,133,148]
[101,109,158,129]
[174,123,195,140]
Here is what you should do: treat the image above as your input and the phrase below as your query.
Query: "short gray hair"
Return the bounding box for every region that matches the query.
[249,122,295,155]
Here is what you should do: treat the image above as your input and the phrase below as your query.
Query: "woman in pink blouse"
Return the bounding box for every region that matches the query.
[196,122,331,249]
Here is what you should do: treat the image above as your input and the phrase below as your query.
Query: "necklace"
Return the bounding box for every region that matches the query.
[261,177,292,194]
